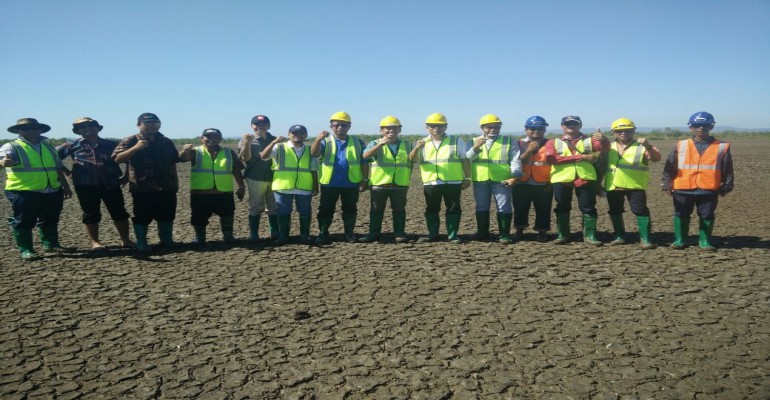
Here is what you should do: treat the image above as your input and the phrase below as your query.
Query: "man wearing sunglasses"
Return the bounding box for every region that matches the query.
[310,111,369,244]
[545,115,610,245]
[662,111,733,251]
[409,113,472,243]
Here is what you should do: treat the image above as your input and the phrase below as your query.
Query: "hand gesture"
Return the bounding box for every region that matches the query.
[243,133,255,143]
[592,128,606,142]
[319,130,331,139]
[637,137,649,147]
[182,144,195,152]
[473,136,486,148]
[274,136,286,144]
[414,139,425,149]
[527,140,541,152]
[0,153,16,167]
[134,139,149,150]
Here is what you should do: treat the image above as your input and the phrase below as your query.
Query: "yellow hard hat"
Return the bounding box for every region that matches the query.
[329,111,352,123]
[380,116,402,127]
[425,113,448,125]
[611,118,636,131]
[479,114,502,126]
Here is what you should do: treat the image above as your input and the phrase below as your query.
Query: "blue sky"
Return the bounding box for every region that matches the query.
[2,0,769,138]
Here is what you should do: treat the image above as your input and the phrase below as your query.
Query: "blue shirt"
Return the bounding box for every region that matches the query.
[319,137,367,188]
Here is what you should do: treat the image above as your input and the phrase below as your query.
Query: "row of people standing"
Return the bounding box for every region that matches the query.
[2,110,733,260]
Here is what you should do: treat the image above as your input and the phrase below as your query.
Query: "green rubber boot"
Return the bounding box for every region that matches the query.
[474,211,490,241]
[268,215,279,239]
[342,212,358,243]
[192,225,207,245]
[38,225,64,252]
[671,215,690,249]
[636,215,656,250]
[248,215,260,240]
[446,213,463,244]
[315,217,332,245]
[360,212,384,243]
[609,213,626,245]
[419,212,441,242]
[497,213,513,244]
[157,221,175,247]
[393,212,408,243]
[13,228,39,261]
[220,215,235,242]
[299,214,312,244]
[553,212,571,244]
[274,215,292,245]
[133,224,151,253]
[699,218,716,251]
[582,214,603,246]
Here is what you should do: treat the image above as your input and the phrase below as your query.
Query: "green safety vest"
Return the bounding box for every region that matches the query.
[271,143,313,191]
[420,136,464,182]
[190,146,234,192]
[319,136,363,184]
[470,136,512,182]
[604,142,649,191]
[5,139,61,191]
[550,138,597,183]
[370,140,413,186]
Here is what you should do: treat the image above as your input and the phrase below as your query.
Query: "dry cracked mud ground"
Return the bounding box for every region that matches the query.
[1,139,768,399]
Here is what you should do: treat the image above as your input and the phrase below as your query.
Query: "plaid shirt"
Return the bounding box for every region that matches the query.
[57,137,123,188]
[113,132,180,192]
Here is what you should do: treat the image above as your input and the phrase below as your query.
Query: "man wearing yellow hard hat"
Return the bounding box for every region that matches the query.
[310,112,369,244]
[603,118,661,249]
[466,114,522,243]
[359,116,413,243]
[409,113,472,243]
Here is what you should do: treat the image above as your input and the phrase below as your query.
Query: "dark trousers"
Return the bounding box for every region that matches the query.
[606,189,650,216]
[423,184,462,215]
[370,187,408,213]
[74,185,130,224]
[190,193,235,227]
[512,184,553,230]
[552,182,597,216]
[5,190,64,229]
[131,190,177,225]
[317,186,359,219]
[673,192,718,219]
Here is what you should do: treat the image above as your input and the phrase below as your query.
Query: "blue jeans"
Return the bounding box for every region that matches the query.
[274,192,312,217]
[472,181,512,213]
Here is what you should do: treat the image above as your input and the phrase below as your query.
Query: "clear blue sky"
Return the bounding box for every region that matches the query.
[2,0,769,138]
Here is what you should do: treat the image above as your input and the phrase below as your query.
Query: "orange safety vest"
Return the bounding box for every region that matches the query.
[672,139,729,191]
[517,140,550,183]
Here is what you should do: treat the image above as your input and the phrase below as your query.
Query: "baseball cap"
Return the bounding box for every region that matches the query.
[201,128,222,136]
[561,115,582,124]
[288,124,307,135]
[251,115,271,125]
[137,113,160,124]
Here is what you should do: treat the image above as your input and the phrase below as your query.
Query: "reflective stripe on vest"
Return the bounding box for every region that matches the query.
[190,146,234,191]
[470,136,512,182]
[420,136,464,182]
[550,138,597,182]
[604,142,649,191]
[370,140,413,186]
[319,136,363,184]
[272,143,313,191]
[5,140,61,191]
[672,139,728,191]
[517,140,551,183]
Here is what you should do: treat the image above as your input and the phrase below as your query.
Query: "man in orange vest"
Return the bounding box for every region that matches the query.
[508,116,553,242]
[662,112,734,251]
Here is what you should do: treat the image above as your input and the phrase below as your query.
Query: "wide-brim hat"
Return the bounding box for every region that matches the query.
[72,117,103,133]
[8,118,51,134]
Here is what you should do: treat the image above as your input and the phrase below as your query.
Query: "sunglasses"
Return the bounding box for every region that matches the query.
[690,124,712,128]
[563,121,580,127]
[426,124,445,128]
[527,127,546,131]
[331,123,350,128]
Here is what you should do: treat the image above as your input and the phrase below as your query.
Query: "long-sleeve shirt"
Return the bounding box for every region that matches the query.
[545,133,610,187]
[661,136,734,195]
[465,136,523,179]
